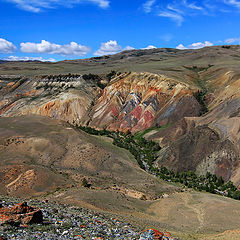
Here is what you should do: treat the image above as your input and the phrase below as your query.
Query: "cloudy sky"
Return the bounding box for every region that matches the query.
[1,0,240,61]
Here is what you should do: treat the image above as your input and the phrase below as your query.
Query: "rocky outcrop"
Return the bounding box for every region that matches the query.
[145,68,240,185]
[0,73,200,132]
[0,164,68,197]
[140,229,178,240]
[89,72,200,132]
[0,202,43,225]
[156,124,239,182]
[0,75,98,125]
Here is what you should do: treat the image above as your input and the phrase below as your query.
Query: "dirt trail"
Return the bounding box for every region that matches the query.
[180,193,205,231]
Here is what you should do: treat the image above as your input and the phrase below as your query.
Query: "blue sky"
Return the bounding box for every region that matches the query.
[1,0,240,61]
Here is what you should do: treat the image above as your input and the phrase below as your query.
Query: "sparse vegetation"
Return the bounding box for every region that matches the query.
[106,70,117,81]
[76,124,240,200]
[133,124,171,140]
[82,73,106,89]
[222,45,231,49]
[81,178,90,188]
[193,90,209,115]
[76,125,160,170]
[82,73,100,82]
[184,65,214,73]
[182,65,212,116]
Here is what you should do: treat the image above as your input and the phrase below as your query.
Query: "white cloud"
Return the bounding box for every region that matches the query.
[143,0,156,13]
[20,40,91,56]
[123,46,135,51]
[182,0,203,10]
[89,0,109,9]
[176,44,187,50]
[144,0,240,27]
[142,45,157,50]
[146,0,240,26]
[167,4,184,14]
[225,37,240,43]
[189,41,214,48]
[4,56,56,62]
[0,38,17,53]
[94,40,122,56]
[224,0,240,8]
[176,41,213,49]
[158,11,184,26]
[5,0,110,12]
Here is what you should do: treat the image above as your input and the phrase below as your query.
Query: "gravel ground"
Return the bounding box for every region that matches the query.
[0,196,179,240]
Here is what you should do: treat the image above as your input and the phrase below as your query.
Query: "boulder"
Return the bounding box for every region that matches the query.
[140,229,163,240]
[0,202,43,225]
[139,229,179,240]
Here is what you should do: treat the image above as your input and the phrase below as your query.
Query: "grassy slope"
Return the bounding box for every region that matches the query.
[1,46,240,84]
[134,124,171,140]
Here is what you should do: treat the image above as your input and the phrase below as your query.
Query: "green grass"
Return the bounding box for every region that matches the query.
[134,124,171,140]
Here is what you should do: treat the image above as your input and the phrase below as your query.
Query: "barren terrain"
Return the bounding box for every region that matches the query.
[2,46,240,238]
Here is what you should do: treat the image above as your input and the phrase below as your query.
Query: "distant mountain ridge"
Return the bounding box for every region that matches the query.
[1,44,240,76]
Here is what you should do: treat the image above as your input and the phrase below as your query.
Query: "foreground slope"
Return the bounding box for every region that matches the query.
[0,115,178,199]
[2,116,240,239]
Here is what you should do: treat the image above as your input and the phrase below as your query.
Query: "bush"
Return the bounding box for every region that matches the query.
[106,71,117,81]
[81,178,90,188]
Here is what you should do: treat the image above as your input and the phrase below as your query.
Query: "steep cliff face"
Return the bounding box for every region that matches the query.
[156,124,239,181]
[89,72,200,132]
[0,75,99,125]
[0,72,200,132]
[145,69,240,185]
